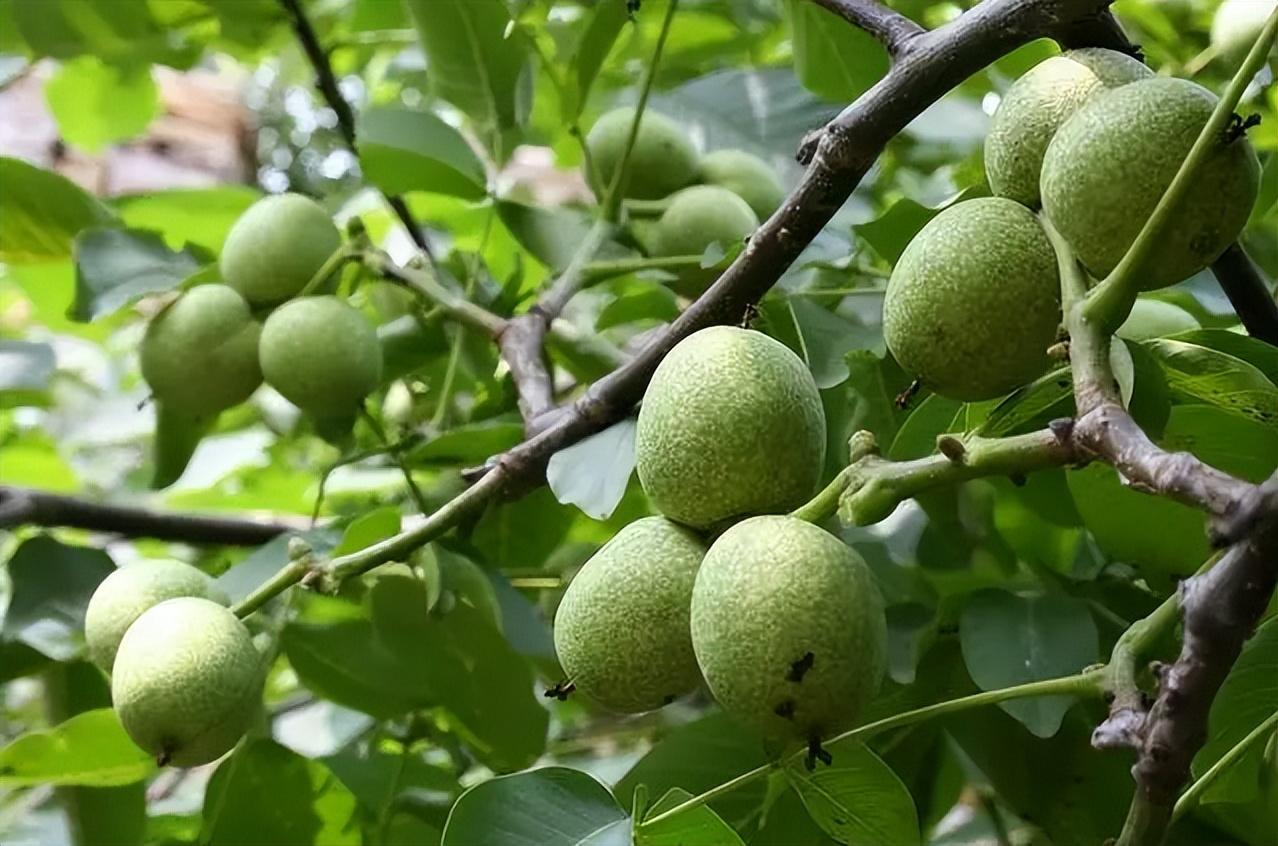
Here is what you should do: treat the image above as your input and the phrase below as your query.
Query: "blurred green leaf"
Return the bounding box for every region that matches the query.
[473,486,576,572]
[0,157,116,262]
[2,536,113,660]
[787,0,889,102]
[565,0,629,120]
[10,0,197,65]
[0,709,153,787]
[408,418,524,465]
[359,107,488,199]
[596,281,679,330]
[959,590,1098,737]
[72,227,206,321]
[45,56,159,152]
[785,739,920,846]
[442,767,626,846]
[202,740,360,846]
[114,187,260,253]
[0,340,55,408]
[546,418,636,520]
[332,507,401,557]
[496,201,629,271]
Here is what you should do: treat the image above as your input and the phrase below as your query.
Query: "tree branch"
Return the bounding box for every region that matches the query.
[0,486,293,546]
[1211,243,1278,346]
[808,0,925,58]
[277,0,438,261]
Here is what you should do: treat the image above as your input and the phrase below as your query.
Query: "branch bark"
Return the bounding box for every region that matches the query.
[1211,243,1278,346]
[278,0,437,260]
[808,0,925,57]
[0,486,293,546]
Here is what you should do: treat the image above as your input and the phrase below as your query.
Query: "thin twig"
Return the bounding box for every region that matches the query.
[808,0,925,57]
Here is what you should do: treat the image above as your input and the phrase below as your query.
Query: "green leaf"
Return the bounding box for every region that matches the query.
[407,418,524,465]
[888,395,963,460]
[0,156,116,262]
[72,227,206,321]
[0,709,154,787]
[201,739,360,846]
[496,201,628,271]
[596,282,679,330]
[638,788,744,846]
[322,746,460,823]
[282,617,429,719]
[1250,151,1278,225]
[763,296,879,389]
[2,536,114,659]
[565,0,629,120]
[1170,329,1278,386]
[11,0,196,65]
[359,107,488,199]
[1144,338,1278,427]
[959,590,1098,737]
[786,0,889,103]
[332,507,402,557]
[784,739,921,846]
[114,187,260,253]
[472,486,576,573]
[1193,617,1278,804]
[977,366,1075,437]
[402,0,533,157]
[842,349,911,449]
[858,198,941,265]
[442,767,627,846]
[546,418,636,520]
[0,340,55,407]
[44,55,159,152]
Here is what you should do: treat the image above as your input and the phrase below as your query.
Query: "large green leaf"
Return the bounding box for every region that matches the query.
[2,536,113,659]
[72,227,206,321]
[407,418,524,465]
[45,55,159,152]
[1144,339,1278,427]
[786,0,889,103]
[442,767,627,846]
[201,740,360,845]
[784,739,920,846]
[0,709,153,787]
[1192,618,1278,804]
[959,590,1098,738]
[762,296,879,389]
[0,157,116,262]
[359,107,488,199]
[546,418,636,520]
[402,0,533,157]
[638,788,744,846]
[10,0,197,65]
[114,187,260,253]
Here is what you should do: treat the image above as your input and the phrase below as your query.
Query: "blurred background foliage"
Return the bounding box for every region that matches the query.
[0,0,1275,844]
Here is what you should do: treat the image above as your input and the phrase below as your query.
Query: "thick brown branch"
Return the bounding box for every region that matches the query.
[1211,243,1278,346]
[808,0,924,57]
[0,486,293,546]
[1053,8,1142,55]
[277,0,437,259]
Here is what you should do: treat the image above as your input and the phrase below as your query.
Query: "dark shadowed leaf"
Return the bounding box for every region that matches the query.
[359,107,488,199]
[201,740,360,845]
[785,738,920,846]
[282,617,429,719]
[2,536,113,659]
[72,228,206,321]
[959,590,1098,738]
[0,156,116,262]
[442,767,626,846]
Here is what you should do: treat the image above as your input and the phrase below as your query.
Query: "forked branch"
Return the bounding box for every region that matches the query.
[808,0,925,57]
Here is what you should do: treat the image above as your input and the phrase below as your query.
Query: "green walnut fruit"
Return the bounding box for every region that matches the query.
[1041,77,1260,290]
[883,197,1061,401]
[112,597,262,767]
[691,515,886,745]
[1211,0,1278,65]
[653,185,759,259]
[258,296,383,419]
[985,48,1152,207]
[85,560,228,673]
[636,326,825,530]
[699,149,786,219]
[219,193,341,306]
[140,284,263,419]
[553,517,706,713]
[585,107,699,201]
[1116,299,1201,341]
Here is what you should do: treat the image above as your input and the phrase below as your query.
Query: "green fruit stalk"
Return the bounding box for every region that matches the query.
[585,107,700,201]
[698,149,786,219]
[258,296,384,419]
[1040,77,1260,290]
[112,597,262,767]
[219,193,341,306]
[636,326,825,530]
[1116,299,1201,341]
[985,48,1152,207]
[883,197,1061,401]
[85,560,228,673]
[553,517,706,713]
[140,284,263,419]
[690,516,886,745]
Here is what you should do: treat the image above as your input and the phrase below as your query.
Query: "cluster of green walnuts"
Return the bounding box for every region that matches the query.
[142,193,382,485]
[585,106,784,292]
[885,48,1259,402]
[554,326,888,758]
